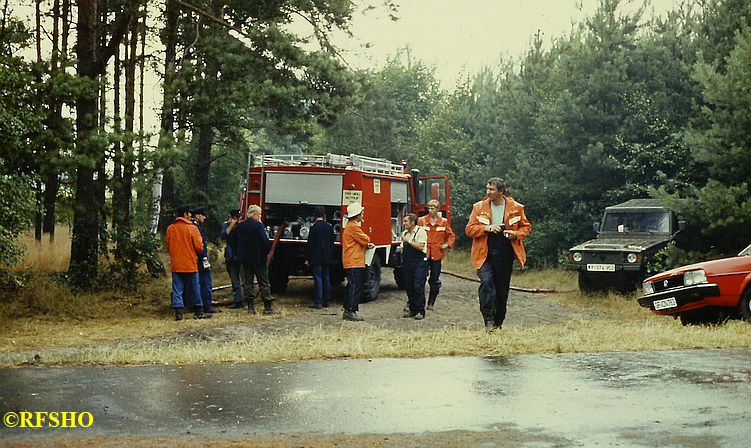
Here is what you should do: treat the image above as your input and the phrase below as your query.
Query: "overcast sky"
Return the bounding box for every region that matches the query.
[327,0,679,88]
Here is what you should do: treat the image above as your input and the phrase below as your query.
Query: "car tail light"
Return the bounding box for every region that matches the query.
[683,269,707,286]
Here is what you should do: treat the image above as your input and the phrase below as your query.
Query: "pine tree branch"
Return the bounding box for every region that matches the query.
[172,0,249,38]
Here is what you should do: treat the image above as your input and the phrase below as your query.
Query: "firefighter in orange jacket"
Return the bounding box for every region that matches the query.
[342,203,375,321]
[417,199,456,310]
[465,178,531,330]
[166,205,212,321]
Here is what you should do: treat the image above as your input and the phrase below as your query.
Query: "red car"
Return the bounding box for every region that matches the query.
[638,243,751,324]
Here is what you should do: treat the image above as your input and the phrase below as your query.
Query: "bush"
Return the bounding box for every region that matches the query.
[107,229,165,288]
[0,175,35,287]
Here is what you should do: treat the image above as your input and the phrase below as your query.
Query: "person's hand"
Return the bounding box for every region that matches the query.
[503,230,517,240]
[440,243,449,250]
[486,224,502,234]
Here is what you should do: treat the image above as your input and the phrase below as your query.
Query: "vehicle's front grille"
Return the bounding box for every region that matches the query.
[582,252,624,263]
[651,275,684,293]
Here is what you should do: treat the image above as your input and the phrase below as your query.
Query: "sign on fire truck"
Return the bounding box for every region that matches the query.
[239,153,451,301]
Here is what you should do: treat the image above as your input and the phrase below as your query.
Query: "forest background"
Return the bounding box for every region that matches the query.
[1,0,749,289]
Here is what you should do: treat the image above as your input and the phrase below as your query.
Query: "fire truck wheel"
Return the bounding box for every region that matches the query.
[361,254,381,303]
[393,267,405,290]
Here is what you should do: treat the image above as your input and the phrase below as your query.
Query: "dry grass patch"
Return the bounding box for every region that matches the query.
[17,226,72,272]
[6,318,751,366]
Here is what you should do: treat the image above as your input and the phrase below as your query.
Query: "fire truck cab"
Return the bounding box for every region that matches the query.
[240,153,451,301]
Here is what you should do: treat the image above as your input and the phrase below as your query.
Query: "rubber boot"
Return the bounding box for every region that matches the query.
[263,300,280,315]
[194,307,212,319]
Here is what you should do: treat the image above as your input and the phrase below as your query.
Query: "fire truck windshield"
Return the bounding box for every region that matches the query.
[417,178,447,205]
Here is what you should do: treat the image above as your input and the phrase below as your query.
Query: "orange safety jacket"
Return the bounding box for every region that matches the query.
[465,196,532,269]
[417,215,456,261]
[342,220,371,269]
[165,216,204,273]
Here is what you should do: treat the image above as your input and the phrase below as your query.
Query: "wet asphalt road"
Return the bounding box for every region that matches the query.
[1,348,750,446]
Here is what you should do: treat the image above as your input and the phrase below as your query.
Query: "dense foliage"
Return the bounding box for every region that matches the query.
[0,15,41,281]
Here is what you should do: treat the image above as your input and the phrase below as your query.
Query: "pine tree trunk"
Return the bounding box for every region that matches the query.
[35,182,43,241]
[122,7,138,234]
[155,0,179,231]
[193,3,223,204]
[70,0,136,286]
[42,169,58,241]
[34,0,43,241]
[195,124,213,204]
[69,0,101,286]
[42,0,62,241]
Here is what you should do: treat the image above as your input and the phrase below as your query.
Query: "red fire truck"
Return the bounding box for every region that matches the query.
[239,153,451,301]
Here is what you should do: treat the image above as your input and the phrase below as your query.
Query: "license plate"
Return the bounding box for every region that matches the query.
[586,263,615,272]
[654,297,678,311]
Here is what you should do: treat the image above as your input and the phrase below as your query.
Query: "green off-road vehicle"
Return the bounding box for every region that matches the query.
[567,199,685,293]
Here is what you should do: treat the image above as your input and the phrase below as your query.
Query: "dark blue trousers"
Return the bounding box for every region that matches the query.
[345,268,366,312]
[403,260,428,315]
[427,259,442,306]
[184,269,213,310]
[171,272,201,309]
[312,264,331,306]
[477,249,514,326]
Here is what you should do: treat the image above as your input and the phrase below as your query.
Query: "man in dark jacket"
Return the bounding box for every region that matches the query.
[230,204,279,315]
[305,207,335,309]
[221,208,243,308]
[189,206,219,313]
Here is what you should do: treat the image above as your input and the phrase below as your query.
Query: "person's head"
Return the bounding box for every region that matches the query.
[247,204,262,221]
[191,206,207,223]
[486,177,507,202]
[229,208,242,219]
[314,207,326,220]
[427,199,440,217]
[345,203,365,222]
[176,204,192,219]
[402,213,418,231]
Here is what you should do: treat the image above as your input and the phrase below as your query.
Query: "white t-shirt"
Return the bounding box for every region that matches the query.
[491,201,506,226]
[400,226,428,254]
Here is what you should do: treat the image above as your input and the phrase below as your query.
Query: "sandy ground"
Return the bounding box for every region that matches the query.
[205,269,576,338]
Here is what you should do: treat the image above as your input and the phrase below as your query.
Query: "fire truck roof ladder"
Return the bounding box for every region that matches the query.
[255,153,404,176]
